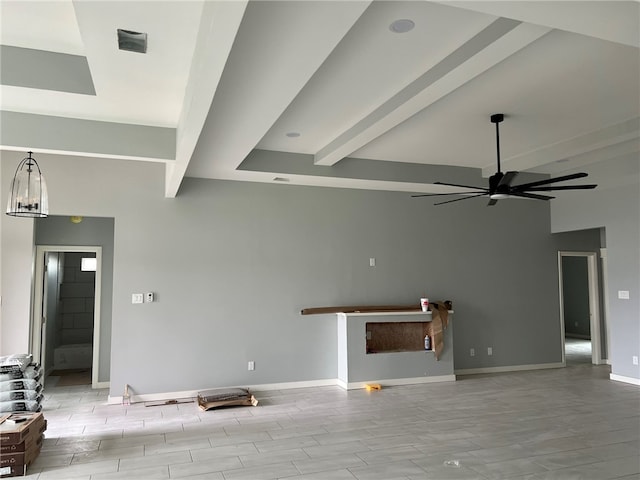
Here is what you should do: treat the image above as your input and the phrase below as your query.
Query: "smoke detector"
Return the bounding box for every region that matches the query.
[117,29,147,54]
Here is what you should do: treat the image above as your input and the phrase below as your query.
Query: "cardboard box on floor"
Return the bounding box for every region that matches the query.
[197,388,258,411]
[0,413,46,478]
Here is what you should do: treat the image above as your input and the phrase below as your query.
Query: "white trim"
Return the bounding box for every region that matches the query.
[106,375,457,404]
[343,311,433,317]
[93,381,110,389]
[107,378,340,405]
[600,247,611,362]
[340,375,456,390]
[92,250,102,388]
[33,245,103,389]
[455,362,564,376]
[558,251,603,365]
[610,373,640,386]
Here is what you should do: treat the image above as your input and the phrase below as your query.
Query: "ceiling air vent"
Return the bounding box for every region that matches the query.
[117,29,147,54]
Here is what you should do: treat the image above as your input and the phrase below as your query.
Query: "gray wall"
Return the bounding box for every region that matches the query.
[4,151,635,397]
[34,216,115,383]
[551,154,639,380]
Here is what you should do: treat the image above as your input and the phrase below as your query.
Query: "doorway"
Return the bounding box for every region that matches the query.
[558,251,603,365]
[32,246,102,388]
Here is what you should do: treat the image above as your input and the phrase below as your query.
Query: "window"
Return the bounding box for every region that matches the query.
[81,257,97,272]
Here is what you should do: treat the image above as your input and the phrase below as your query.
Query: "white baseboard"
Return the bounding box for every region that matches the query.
[610,373,640,386]
[339,375,456,390]
[107,378,340,405]
[93,381,109,389]
[106,376,461,404]
[455,362,565,376]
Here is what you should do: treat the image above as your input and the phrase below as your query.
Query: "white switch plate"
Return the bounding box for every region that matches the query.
[132,293,143,304]
[369,257,375,267]
[633,356,639,366]
[487,347,493,356]
[248,361,255,371]
[470,348,475,357]
[618,290,630,299]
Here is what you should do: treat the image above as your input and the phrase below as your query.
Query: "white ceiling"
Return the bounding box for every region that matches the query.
[1,1,638,197]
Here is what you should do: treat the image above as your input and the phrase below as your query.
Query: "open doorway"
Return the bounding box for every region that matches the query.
[558,251,603,365]
[32,246,102,388]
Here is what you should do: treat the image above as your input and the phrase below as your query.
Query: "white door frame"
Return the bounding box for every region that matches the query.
[557,251,603,365]
[600,248,611,364]
[32,245,103,388]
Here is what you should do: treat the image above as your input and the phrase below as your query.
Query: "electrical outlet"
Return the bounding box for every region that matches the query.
[248,361,255,371]
[633,356,639,366]
[487,347,493,356]
[145,292,154,303]
[470,348,475,357]
[369,257,376,267]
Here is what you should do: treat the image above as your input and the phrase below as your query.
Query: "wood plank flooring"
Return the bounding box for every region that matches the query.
[24,363,640,479]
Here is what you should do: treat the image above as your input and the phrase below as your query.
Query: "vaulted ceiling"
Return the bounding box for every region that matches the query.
[1,1,638,198]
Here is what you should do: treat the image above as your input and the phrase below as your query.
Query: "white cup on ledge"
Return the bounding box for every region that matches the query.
[420,298,429,312]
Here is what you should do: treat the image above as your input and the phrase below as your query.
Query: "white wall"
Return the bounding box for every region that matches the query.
[551,154,640,381]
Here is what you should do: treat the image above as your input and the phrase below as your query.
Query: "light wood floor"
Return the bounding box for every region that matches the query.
[27,362,639,479]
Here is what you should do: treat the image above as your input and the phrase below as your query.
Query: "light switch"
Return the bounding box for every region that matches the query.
[618,290,630,300]
[132,293,143,304]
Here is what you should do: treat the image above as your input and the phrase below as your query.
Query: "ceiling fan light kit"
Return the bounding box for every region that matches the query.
[413,114,597,206]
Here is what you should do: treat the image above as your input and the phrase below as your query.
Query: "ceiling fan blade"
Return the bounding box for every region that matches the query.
[434,193,487,206]
[512,172,588,190]
[434,181,486,190]
[498,171,518,187]
[523,184,597,192]
[412,191,487,198]
[510,191,555,201]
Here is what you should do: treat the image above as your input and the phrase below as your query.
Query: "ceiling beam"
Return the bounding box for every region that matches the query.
[443,1,640,48]
[164,1,248,198]
[313,19,551,166]
[491,117,640,175]
[184,1,372,180]
[0,111,174,161]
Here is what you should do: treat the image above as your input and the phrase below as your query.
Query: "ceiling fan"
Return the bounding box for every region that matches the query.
[413,114,597,206]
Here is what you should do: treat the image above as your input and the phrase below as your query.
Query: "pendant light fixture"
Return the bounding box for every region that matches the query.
[6,151,49,218]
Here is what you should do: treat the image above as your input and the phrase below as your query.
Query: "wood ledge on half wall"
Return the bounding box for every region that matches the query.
[300,301,452,316]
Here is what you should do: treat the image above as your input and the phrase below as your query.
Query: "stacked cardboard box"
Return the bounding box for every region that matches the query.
[0,412,47,478]
[0,356,43,414]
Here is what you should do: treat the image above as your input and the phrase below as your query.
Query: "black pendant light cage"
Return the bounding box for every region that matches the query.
[6,151,49,218]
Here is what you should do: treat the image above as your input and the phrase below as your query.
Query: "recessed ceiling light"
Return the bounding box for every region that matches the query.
[389,19,415,34]
[285,132,300,138]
